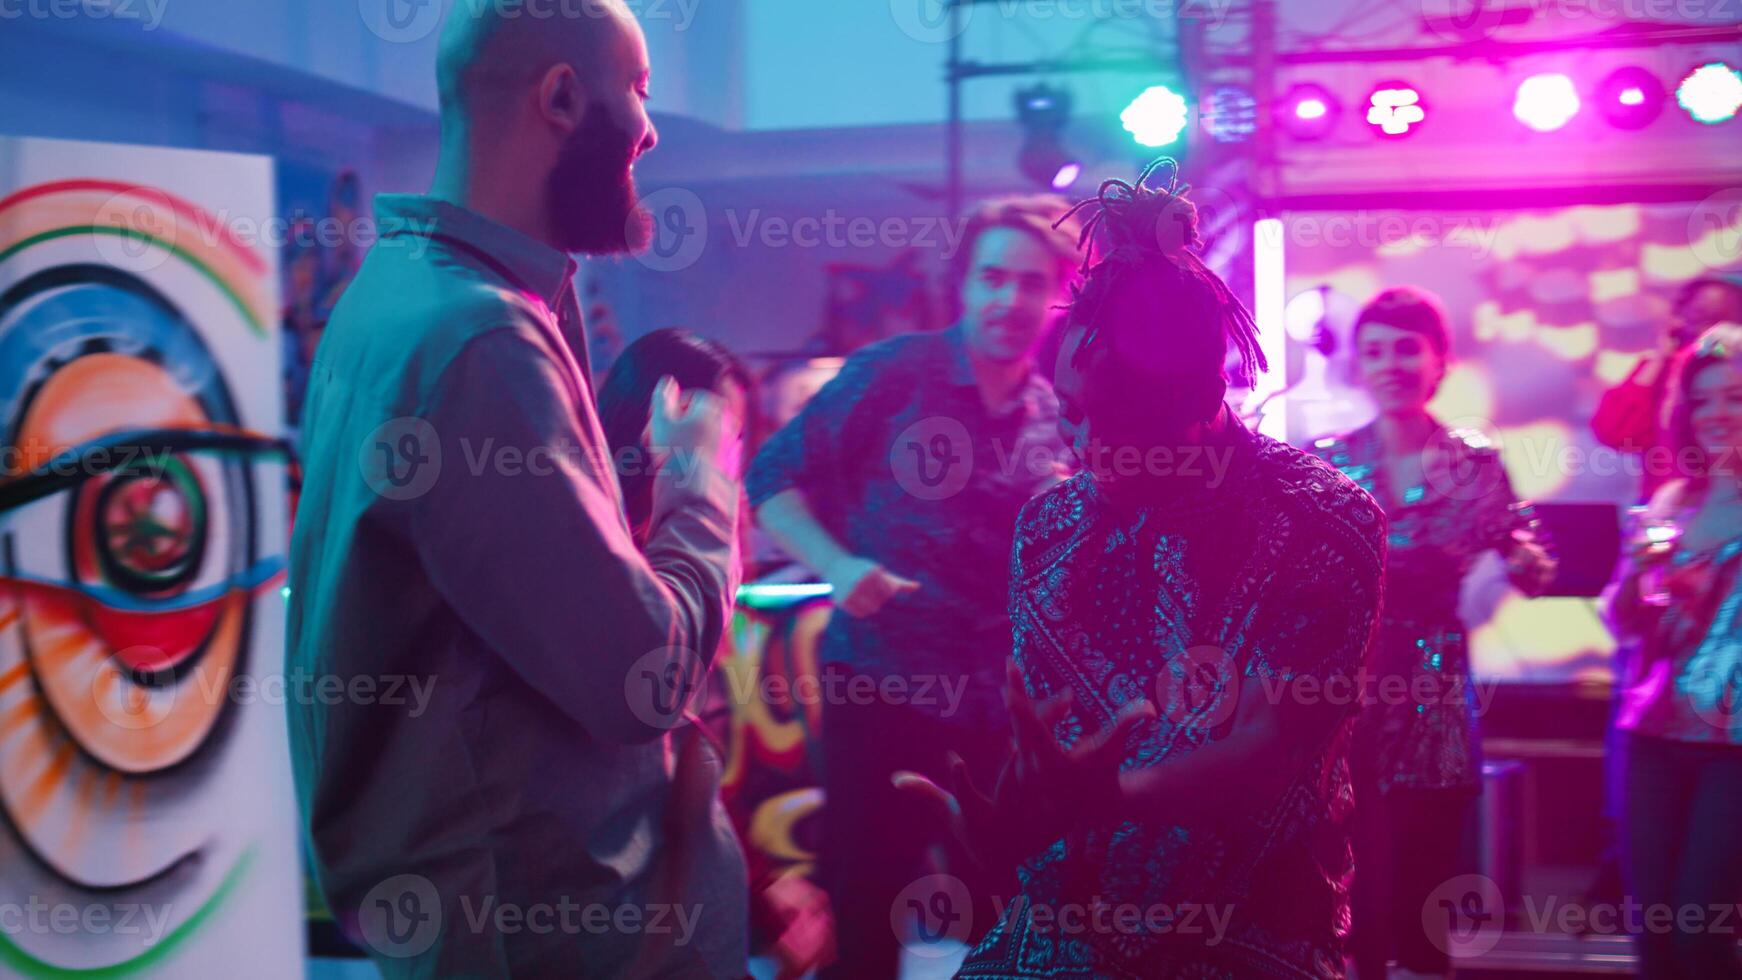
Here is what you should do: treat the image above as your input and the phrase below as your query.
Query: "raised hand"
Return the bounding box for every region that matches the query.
[650,376,743,479]
[1505,537,1559,596]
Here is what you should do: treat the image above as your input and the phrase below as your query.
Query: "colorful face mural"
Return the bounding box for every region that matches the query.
[0,140,300,976]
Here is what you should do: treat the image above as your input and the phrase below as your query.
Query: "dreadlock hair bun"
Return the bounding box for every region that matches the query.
[1109,185,1201,258]
[1053,158,1265,439]
[1069,168,1203,267]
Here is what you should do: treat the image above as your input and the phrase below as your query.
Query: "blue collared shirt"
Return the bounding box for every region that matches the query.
[746,325,1067,726]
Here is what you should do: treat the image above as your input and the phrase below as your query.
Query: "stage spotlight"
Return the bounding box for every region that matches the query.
[1121,85,1190,148]
[1676,62,1742,124]
[1279,83,1340,140]
[1015,84,1082,191]
[1597,67,1665,129]
[1366,82,1426,137]
[1514,73,1581,132]
[1018,142,1081,192]
[1204,85,1258,143]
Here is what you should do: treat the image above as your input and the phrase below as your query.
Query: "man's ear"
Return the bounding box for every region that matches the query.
[536,63,589,131]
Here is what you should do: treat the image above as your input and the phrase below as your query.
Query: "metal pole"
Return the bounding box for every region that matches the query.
[1252,0,1277,204]
[946,0,963,222]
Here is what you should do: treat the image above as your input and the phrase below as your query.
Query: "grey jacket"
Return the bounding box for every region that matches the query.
[287,194,746,978]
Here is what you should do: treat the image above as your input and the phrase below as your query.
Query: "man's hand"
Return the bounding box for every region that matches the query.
[651,376,743,479]
[894,664,1154,871]
[892,751,1002,869]
[823,555,920,618]
[1007,661,1153,824]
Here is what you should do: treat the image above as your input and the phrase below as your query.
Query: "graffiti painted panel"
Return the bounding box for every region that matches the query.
[0,138,301,977]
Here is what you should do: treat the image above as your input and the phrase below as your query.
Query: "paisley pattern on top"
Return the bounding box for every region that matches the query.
[959,416,1386,979]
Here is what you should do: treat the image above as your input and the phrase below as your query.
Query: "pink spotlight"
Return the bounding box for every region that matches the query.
[1367,84,1426,137]
[1619,87,1646,106]
[1514,73,1581,132]
[1280,83,1339,140]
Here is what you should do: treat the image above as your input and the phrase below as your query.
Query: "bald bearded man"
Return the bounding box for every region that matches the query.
[286,2,749,976]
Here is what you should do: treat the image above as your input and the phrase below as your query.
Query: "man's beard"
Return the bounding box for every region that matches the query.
[547,104,652,255]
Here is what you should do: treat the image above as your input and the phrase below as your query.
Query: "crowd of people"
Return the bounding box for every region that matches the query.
[282,2,1742,978]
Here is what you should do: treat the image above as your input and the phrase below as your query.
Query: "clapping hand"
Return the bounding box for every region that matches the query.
[894,662,1152,871]
[1007,661,1153,829]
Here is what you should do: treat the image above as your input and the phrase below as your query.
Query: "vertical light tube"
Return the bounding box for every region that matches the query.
[1252,217,1289,441]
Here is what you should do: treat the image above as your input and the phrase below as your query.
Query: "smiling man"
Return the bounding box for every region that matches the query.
[747,195,1078,977]
[287,2,749,977]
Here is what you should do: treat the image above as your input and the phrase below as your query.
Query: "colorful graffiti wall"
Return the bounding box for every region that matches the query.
[0,137,302,977]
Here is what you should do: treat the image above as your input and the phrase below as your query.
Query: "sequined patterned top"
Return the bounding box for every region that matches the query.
[958,415,1386,979]
[1309,422,1549,795]
[1611,478,1742,745]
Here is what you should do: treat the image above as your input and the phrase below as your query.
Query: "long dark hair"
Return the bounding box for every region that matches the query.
[597,328,752,542]
[1056,158,1265,438]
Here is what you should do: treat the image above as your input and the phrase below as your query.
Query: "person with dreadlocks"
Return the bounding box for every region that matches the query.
[901,160,1387,978]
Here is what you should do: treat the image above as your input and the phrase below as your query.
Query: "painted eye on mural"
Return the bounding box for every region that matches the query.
[90,455,208,597]
[0,175,290,973]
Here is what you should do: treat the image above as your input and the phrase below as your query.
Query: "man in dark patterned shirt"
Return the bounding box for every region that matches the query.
[904,164,1386,978]
[746,196,1078,977]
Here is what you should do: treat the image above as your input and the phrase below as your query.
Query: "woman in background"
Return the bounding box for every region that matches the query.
[1310,287,1557,980]
[597,329,834,979]
[1607,323,1742,980]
